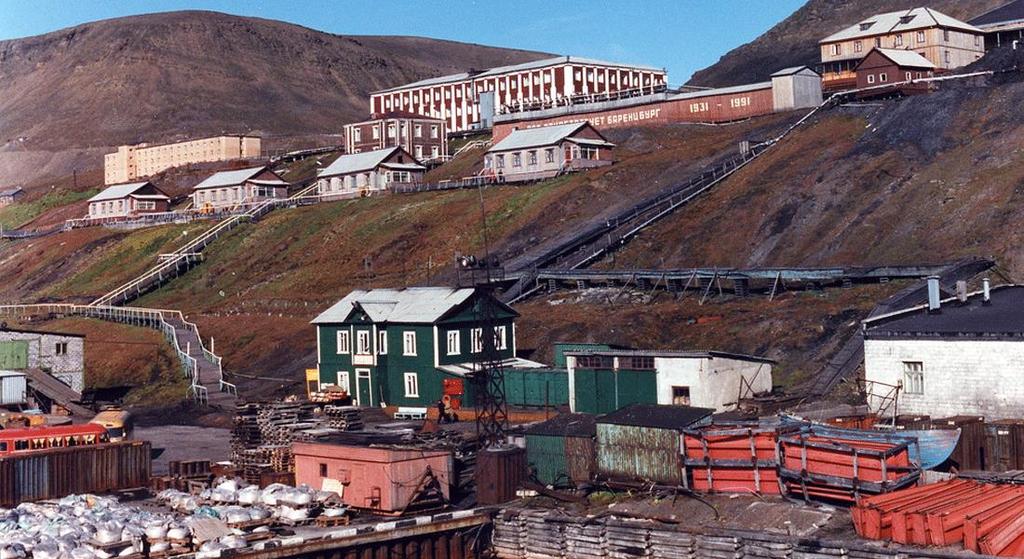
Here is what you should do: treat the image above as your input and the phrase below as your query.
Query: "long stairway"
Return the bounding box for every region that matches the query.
[164,314,234,409]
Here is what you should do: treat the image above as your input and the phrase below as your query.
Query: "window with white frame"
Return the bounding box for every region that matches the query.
[336,331,350,354]
[917,31,926,43]
[496,155,505,169]
[545,148,555,163]
[431,146,439,158]
[356,330,371,355]
[372,126,380,139]
[868,74,875,84]
[447,331,460,355]
[403,331,417,356]
[431,125,439,139]
[387,124,396,138]
[493,326,507,351]
[512,153,522,167]
[527,151,537,166]
[894,34,903,47]
[336,371,350,393]
[879,73,888,82]
[830,44,841,56]
[415,145,423,158]
[404,372,419,397]
[354,128,362,142]
[903,362,924,394]
[414,124,422,138]
[471,328,483,353]
[854,40,862,53]
[378,331,388,354]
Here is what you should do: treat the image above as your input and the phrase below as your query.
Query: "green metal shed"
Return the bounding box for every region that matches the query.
[504,368,568,408]
[523,413,597,487]
[595,404,714,486]
[572,365,658,414]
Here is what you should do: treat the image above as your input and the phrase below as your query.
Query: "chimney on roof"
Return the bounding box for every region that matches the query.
[983,277,992,305]
[956,280,968,304]
[927,276,941,313]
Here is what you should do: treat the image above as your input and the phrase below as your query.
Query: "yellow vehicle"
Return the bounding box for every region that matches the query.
[89,408,134,442]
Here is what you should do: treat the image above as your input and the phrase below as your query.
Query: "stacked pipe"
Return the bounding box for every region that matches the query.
[852,479,1024,556]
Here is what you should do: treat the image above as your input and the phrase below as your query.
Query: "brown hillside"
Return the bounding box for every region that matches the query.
[0,11,549,186]
[688,0,1005,86]
[610,54,1024,275]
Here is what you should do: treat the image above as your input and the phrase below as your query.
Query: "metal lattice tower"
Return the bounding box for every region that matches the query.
[463,186,509,449]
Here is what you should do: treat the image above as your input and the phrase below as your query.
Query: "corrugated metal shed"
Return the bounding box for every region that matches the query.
[0,371,26,406]
[524,414,596,487]
[595,404,714,486]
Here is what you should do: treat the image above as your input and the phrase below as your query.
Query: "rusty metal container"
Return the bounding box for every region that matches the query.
[595,404,713,487]
[476,446,526,505]
[0,441,151,507]
[293,442,453,514]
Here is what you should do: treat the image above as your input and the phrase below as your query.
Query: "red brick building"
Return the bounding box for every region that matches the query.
[855,48,937,97]
[370,56,667,133]
[343,112,447,163]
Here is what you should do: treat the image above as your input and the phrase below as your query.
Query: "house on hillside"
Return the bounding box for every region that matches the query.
[819,7,984,91]
[316,147,426,199]
[87,181,171,220]
[0,327,84,392]
[343,112,448,162]
[192,166,289,211]
[863,278,1024,420]
[312,287,541,414]
[971,0,1024,50]
[565,347,773,414]
[855,48,937,97]
[483,122,614,183]
[0,187,24,208]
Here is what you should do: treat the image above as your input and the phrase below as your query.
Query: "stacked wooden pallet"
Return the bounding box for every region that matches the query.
[323,405,363,431]
[562,516,605,559]
[605,517,649,558]
[522,509,564,559]
[231,401,321,472]
[695,534,742,559]
[492,510,527,559]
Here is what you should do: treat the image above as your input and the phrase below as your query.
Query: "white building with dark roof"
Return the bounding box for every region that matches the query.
[484,122,614,183]
[0,187,24,208]
[316,147,425,198]
[863,280,1024,420]
[87,181,171,219]
[192,166,289,211]
[819,7,984,90]
[371,56,667,133]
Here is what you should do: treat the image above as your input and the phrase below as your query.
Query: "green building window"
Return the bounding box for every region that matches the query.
[624,356,655,370]
[493,326,507,351]
[336,331,350,354]
[471,328,483,353]
[447,331,460,356]
[356,331,371,355]
[378,331,387,355]
[403,332,417,356]
[404,372,420,397]
[576,355,613,369]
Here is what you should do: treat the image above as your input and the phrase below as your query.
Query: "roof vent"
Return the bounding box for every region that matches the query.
[956,280,968,303]
[983,277,992,305]
[927,276,941,313]
[860,22,875,31]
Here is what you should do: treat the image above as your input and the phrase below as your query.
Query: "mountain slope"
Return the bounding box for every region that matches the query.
[688,0,1006,86]
[0,10,548,185]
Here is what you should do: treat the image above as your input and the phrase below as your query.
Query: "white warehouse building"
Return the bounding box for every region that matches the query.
[863,279,1024,420]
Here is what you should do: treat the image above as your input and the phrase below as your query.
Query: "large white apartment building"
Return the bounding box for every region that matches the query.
[104,135,262,185]
[370,56,667,133]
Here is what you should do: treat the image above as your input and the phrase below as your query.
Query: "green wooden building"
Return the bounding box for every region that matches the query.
[312,287,537,412]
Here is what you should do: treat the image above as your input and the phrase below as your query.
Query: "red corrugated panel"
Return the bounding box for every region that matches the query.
[683,426,781,495]
[852,479,976,540]
[966,497,1024,553]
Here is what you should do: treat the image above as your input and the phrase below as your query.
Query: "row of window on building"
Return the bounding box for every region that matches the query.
[334,326,509,357]
[93,199,158,215]
[830,29,981,56]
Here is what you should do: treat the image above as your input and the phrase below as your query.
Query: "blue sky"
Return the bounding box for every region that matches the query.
[0,0,805,82]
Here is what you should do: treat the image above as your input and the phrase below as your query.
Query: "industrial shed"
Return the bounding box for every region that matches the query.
[596,404,713,486]
[566,349,773,414]
[863,281,1024,420]
[523,413,596,487]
